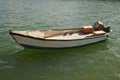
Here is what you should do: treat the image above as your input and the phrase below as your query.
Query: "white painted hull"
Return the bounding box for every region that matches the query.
[10,33,107,49]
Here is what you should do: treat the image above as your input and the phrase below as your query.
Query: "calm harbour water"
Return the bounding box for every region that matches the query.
[0,0,120,80]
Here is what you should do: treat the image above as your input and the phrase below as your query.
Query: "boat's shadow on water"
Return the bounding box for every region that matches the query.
[11,42,109,79]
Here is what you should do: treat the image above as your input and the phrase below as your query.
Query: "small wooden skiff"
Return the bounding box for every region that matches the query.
[9,21,111,49]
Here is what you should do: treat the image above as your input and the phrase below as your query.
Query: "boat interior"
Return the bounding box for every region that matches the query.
[11,28,106,40]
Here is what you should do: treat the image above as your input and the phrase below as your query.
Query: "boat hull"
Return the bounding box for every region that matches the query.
[10,33,107,49]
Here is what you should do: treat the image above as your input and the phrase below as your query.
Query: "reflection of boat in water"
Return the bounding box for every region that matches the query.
[9,21,111,49]
[14,41,108,74]
[13,38,109,80]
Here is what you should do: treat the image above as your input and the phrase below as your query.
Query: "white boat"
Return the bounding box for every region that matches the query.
[9,21,111,49]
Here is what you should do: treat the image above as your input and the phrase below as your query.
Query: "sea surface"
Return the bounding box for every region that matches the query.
[0,0,120,80]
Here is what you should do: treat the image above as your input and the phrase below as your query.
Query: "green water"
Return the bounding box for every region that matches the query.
[0,0,120,80]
